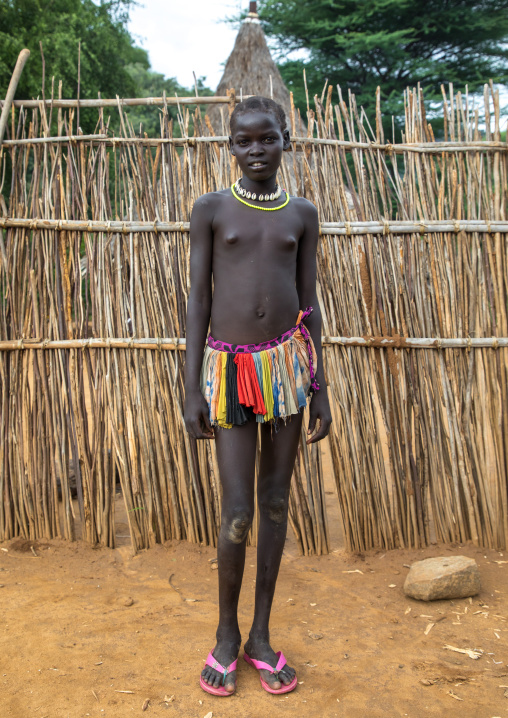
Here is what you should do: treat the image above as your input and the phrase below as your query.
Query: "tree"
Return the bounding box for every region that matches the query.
[123,64,213,138]
[0,0,147,102]
[256,0,508,135]
[0,1,212,135]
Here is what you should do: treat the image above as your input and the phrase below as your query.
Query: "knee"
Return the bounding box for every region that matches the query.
[261,495,288,525]
[224,507,253,544]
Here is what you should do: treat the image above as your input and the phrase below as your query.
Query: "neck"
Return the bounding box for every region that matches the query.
[240,175,278,194]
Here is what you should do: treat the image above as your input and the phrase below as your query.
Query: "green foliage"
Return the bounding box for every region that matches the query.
[0,0,146,101]
[256,0,508,136]
[0,0,213,135]
[123,66,213,138]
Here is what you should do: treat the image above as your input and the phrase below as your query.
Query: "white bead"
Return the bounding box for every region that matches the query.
[270,193,274,200]
[259,194,264,201]
[246,192,251,199]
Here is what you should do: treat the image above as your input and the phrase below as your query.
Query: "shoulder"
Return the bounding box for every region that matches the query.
[191,189,231,225]
[290,195,318,217]
[289,196,318,228]
[192,189,229,212]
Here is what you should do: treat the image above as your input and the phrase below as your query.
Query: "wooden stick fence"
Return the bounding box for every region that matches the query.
[0,81,506,554]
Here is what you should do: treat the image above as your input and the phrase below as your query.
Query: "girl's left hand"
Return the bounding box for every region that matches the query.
[306,390,332,444]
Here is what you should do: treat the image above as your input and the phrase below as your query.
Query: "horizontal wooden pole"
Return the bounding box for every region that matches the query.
[320,220,508,235]
[3,132,507,153]
[0,218,191,232]
[0,337,506,351]
[291,136,508,153]
[2,133,107,146]
[1,135,228,147]
[0,95,247,109]
[1,218,507,235]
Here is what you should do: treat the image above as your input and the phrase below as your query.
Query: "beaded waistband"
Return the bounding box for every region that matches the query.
[207,307,319,392]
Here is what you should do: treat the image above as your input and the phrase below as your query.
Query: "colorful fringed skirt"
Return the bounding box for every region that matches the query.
[200,307,319,429]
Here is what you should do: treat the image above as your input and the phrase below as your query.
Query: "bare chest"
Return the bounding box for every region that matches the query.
[212,205,302,257]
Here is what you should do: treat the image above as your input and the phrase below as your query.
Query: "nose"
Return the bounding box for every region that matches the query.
[249,142,264,155]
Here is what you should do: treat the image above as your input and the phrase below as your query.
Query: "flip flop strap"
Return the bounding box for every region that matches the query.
[249,651,287,674]
[204,651,237,684]
[274,651,287,673]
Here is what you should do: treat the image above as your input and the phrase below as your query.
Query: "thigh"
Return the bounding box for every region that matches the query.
[258,413,303,496]
[214,421,259,510]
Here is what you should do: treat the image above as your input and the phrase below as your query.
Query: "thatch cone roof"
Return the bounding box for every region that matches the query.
[207,7,296,133]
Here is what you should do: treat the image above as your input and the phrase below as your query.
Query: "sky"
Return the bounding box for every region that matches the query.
[128,0,245,91]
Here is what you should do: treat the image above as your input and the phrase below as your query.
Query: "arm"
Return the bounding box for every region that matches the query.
[295,200,332,445]
[184,194,215,439]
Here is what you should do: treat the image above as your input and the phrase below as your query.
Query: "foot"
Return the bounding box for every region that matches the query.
[201,636,241,693]
[244,636,296,691]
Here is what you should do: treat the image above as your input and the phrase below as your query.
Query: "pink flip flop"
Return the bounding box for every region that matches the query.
[243,650,298,694]
[199,651,238,697]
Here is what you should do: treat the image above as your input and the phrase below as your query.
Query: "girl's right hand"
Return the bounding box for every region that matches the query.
[184,390,215,439]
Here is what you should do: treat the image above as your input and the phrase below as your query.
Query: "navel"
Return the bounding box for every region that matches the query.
[256,308,265,318]
[225,234,238,245]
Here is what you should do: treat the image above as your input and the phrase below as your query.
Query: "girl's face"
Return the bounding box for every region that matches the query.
[229,111,290,183]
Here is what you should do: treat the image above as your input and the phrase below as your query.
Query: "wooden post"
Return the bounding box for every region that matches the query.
[0,49,30,145]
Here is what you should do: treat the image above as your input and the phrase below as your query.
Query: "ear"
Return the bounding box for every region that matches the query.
[282,129,291,151]
[229,136,235,155]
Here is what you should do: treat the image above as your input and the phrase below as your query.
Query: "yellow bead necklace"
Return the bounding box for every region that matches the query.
[231,183,290,211]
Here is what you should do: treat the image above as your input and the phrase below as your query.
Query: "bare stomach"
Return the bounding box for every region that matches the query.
[209,275,301,345]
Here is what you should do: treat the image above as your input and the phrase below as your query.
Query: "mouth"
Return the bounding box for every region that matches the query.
[249,162,266,168]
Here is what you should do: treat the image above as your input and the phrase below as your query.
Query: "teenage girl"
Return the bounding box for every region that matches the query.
[184,96,332,696]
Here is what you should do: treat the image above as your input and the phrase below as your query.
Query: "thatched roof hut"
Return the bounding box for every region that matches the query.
[207,3,296,132]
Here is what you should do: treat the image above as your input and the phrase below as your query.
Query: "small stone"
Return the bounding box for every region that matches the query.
[121,597,134,606]
[404,556,480,601]
[211,563,218,571]
[308,632,323,640]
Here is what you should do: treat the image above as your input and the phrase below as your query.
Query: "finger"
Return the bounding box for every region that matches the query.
[195,429,215,440]
[198,416,214,439]
[202,410,214,436]
[307,414,318,435]
[306,419,331,444]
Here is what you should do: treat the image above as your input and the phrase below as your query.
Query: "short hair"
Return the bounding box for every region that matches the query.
[230,96,287,134]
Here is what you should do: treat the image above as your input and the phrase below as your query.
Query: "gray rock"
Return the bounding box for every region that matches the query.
[403,555,480,601]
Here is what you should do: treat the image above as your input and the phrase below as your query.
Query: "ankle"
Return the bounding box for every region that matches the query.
[248,629,270,644]
[216,628,241,644]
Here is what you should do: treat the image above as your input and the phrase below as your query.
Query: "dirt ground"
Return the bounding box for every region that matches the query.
[1,497,507,718]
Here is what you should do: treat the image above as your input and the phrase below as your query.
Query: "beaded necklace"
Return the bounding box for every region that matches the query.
[235,178,282,202]
[231,183,290,211]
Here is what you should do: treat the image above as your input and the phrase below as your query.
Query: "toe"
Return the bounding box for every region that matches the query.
[262,669,281,690]
[212,671,222,688]
[224,671,236,692]
[279,667,294,685]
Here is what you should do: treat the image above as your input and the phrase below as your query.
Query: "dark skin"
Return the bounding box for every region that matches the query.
[184,110,332,692]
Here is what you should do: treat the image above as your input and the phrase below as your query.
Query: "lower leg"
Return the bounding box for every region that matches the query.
[201,421,257,692]
[249,497,288,638]
[245,415,303,689]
